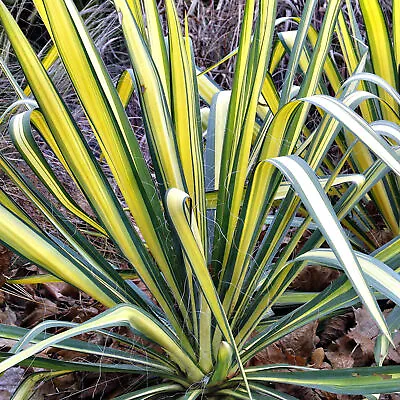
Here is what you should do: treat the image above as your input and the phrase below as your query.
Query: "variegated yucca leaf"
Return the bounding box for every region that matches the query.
[0,0,400,398]
[11,371,71,400]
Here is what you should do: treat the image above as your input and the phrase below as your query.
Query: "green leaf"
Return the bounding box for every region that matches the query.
[0,323,173,371]
[11,371,71,400]
[375,306,400,366]
[267,155,391,341]
[0,305,203,381]
[165,188,252,398]
[113,383,184,400]
[243,365,400,395]
[295,249,400,307]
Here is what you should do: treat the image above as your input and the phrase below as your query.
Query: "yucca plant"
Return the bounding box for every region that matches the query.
[0,0,400,398]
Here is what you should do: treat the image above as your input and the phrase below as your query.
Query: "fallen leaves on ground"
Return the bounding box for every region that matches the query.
[290,265,341,292]
[0,248,398,399]
[42,281,80,301]
[319,313,354,346]
[22,297,58,328]
[0,305,17,326]
[252,306,400,399]
[252,321,319,366]
[0,245,12,304]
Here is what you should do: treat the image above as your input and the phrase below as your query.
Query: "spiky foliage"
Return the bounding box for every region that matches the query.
[0,0,400,398]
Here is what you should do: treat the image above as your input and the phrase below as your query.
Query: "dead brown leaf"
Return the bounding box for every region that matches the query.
[279,320,319,358]
[347,308,379,359]
[381,395,400,400]
[43,282,79,301]
[0,390,11,399]
[252,321,319,366]
[290,265,340,292]
[0,245,12,289]
[0,338,16,350]
[275,384,324,399]
[319,312,354,347]
[325,335,355,369]
[64,304,99,323]
[366,229,394,248]
[22,297,58,327]
[310,347,325,368]
[47,348,85,361]
[0,306,17,325]
[325,307,386,369]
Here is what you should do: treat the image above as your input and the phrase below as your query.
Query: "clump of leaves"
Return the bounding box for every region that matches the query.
[0,0,400,398]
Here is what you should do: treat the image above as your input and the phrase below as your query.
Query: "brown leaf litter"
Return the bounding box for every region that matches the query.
[251,307,400,399]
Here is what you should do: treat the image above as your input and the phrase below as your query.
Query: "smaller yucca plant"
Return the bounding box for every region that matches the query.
[0,0,400,398]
